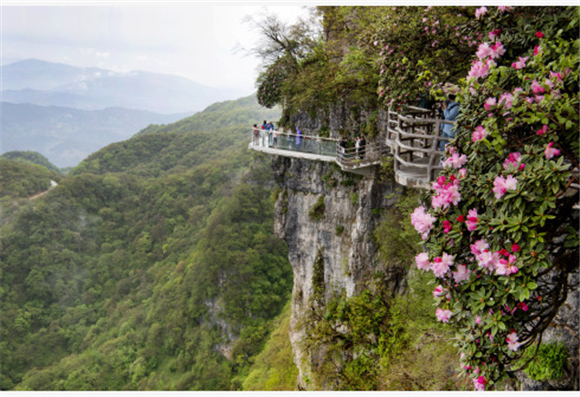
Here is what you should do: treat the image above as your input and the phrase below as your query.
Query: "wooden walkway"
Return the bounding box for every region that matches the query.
[249,106,453,187]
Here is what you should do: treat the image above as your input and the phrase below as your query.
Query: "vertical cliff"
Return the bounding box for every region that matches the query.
[270,154,406,389]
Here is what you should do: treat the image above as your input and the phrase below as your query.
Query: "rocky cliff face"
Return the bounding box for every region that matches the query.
[270,154,405,389]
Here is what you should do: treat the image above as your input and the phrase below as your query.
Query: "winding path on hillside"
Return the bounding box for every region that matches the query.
[29,180,58,200]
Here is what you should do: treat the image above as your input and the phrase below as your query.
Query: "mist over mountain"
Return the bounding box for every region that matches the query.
[2,59,247,114]
[1,102,188,167]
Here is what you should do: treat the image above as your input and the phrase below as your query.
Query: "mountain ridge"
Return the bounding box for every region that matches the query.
[1,101,190,167]
[2,59,248,114]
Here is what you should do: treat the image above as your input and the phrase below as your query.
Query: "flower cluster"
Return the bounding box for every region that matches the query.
[407,6,578,391]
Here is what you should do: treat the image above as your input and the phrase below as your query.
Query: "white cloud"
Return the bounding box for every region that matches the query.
[2,3,311,92]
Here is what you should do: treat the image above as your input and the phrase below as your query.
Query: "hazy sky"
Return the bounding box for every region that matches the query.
[1,2,314,95]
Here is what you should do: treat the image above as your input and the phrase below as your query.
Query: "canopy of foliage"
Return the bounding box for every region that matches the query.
[0,95,295,390]
[0,158,60,200]
[1,150,61,173]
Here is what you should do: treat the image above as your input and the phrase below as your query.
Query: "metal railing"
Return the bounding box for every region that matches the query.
[249,106,454,186]
[387,106,455,185]
[335,141,387,169]
[250,128,338,157]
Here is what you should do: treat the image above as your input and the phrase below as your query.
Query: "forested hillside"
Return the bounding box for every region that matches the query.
[0,95,295,390]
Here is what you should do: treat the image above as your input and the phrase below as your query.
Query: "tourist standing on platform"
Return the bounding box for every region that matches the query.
[339,137,347,160]
[355,136,361,159]
[439,94,460,151]
[296,126,302,149]
[267,121,274,146]
[253,124,259,145]
[360,136,366,159]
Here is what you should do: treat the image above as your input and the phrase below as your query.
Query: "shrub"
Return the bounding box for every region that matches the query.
[308,196,326,221]
[523,342,568,381]
[407,6,579,390]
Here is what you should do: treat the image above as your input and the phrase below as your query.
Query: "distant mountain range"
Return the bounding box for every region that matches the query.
[1,59,252,167]
[2,59,248,114]
[1,102,188,167]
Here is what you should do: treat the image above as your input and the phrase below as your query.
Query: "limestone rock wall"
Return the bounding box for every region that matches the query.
[271,154,404,388]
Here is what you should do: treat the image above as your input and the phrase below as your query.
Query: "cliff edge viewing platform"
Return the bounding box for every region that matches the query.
[249,130,387,177]
[249,106,454,188]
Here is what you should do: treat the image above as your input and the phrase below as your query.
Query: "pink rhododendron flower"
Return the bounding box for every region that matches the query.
[517,302,529,311]
[550,70,564,82]
[506,331,521,351]
[433,285,445,297]
[436,308,452,322]
[468,60,490,80]
[471,239,489,256]
[466,208,479,231]
[432,253,454,278]
[474,376,487,391]
[490,42,506,58]
[493,175,518,199]
[475,6,488,19]
[475,315,482,325]
[511,244,520,253]
[411,206,436,239]
[503,152,523,171]
[495,258,518,275]
[536,125,548,135]
[453,264,470,283]
[472,126,488,142]
[488,28,502,40]
[457,215,465,223]
[544,142,561,159]
[415,252,431,271]
[511,56,528,70]
[533,45,542,56]
[476,42,492,60]
[536,31,544,38]
[531,79,545,94]
[498,6,513,12]
[483,97,496,111]
[432,176,461,210]
[443,220,452,234]
[476,250,501,271]
[442,152,468,169]
[499,92,514,109]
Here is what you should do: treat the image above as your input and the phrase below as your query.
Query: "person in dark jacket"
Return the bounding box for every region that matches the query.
[359,135,366,159]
